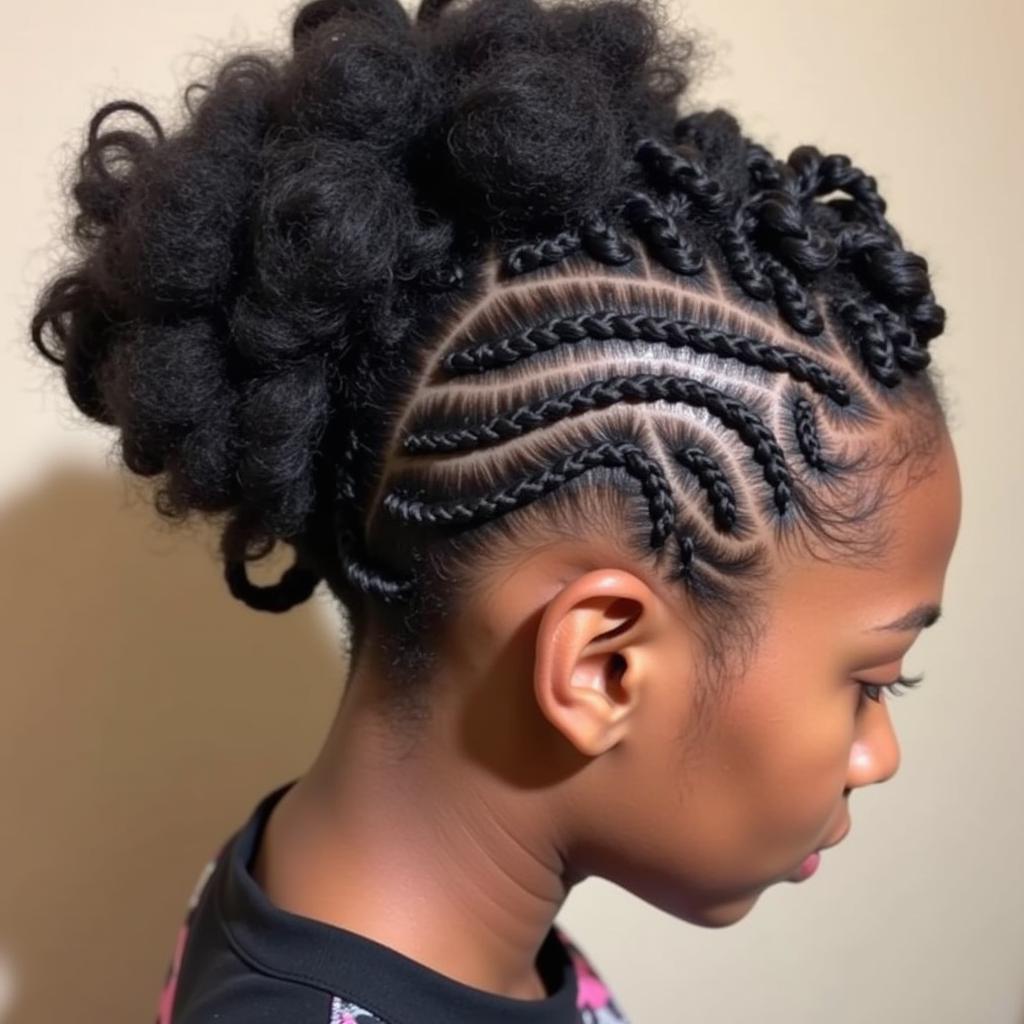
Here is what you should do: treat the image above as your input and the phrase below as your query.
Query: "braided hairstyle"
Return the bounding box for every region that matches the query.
[30,0,948,708]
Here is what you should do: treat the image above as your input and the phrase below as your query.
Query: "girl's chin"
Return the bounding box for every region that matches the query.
[669,882,774,928]
[692,892,764,928]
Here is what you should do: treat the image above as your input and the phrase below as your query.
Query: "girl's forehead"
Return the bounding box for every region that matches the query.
[772,431,960,637]
[879,428,961,576]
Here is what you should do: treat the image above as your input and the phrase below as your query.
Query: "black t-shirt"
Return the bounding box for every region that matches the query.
[155,780,630,1023]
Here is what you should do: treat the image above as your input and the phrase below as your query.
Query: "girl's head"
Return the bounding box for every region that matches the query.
[30,0,960,925]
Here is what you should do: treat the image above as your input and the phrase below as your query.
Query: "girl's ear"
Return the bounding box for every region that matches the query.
[532,569,676,757]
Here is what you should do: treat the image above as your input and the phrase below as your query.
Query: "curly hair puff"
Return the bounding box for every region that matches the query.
[30,0,948,709]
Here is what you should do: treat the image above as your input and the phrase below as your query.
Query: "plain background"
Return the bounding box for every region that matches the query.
[2,1,1022,1021]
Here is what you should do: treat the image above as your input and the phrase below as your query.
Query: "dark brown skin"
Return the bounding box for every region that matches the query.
[252,420,961,1001]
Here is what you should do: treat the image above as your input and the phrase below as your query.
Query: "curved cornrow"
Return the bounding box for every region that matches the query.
[441,309,852,406]
[675,445,738,531]
[385,440,699,572]
[403,372,794,516]
[791,395,829,472]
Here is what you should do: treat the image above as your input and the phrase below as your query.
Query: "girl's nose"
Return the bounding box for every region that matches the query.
[847,701,902,790]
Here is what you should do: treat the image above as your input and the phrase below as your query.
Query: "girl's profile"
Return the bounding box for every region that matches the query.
[27,0,962,1021]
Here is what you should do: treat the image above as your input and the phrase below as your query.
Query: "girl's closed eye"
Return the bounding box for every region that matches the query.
[856,673,926,704]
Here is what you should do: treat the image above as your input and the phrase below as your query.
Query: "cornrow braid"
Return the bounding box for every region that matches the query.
[402,372,795,516]
[791,395,830,472]
[387,440,680,550]
[439,310,852,407]
[674,446,738,531]
[385,437,763,604]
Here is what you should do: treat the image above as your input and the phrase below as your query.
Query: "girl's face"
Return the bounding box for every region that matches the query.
[524,424,962,927]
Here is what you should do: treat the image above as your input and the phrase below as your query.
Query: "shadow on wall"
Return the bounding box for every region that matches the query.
[0,462,345,1024]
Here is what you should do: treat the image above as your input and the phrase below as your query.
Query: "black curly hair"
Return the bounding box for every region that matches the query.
[30,0,948,714]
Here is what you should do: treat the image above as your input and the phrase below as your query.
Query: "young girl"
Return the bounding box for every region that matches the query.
[29,0,961,1020]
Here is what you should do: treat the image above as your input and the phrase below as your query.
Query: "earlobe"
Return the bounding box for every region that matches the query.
[533,570,658,758]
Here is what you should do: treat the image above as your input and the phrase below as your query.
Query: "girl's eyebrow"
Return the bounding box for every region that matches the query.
[869,603,943,633]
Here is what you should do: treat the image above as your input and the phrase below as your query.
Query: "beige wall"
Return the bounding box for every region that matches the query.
[2,1,1021,1021]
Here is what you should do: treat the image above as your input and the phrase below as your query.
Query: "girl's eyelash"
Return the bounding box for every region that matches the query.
[857,672,925,704]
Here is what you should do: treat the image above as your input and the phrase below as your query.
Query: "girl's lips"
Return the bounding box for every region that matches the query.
[791,851,821,882]
[788,822,850,883]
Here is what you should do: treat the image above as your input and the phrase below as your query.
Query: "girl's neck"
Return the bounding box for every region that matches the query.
[250,680,571,1000]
